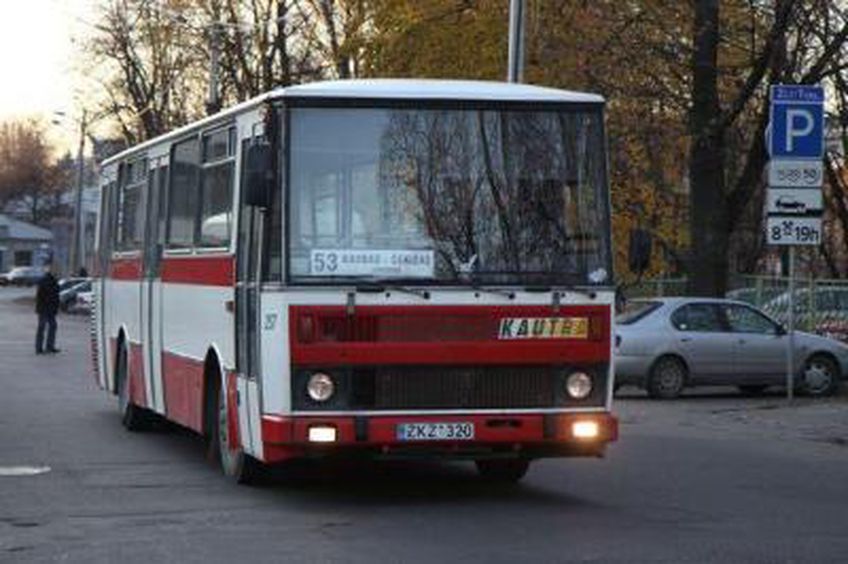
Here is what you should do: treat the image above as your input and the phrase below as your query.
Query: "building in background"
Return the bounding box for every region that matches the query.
[49,185,100,275]
[0,214,53,272]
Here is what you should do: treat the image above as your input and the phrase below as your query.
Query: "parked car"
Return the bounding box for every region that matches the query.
[69,290,93,314]
[615,297,848,398]
[58,277,88,292]
[59,279,92,312]
[762,287,848,333]
[0,266,46,286]
[815,318,848,344]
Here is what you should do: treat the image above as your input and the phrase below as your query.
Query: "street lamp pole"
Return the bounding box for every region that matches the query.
[69,109,88,275]
[507,0,525,83]
[206,21,222,115]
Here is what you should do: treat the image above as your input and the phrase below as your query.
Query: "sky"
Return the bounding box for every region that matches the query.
[0,0,96,152]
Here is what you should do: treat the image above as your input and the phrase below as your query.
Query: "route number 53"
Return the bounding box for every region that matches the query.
[312,251,338,273]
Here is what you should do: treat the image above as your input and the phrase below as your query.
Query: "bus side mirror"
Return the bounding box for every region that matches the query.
[245,143,273,208]
[628,228,653,275]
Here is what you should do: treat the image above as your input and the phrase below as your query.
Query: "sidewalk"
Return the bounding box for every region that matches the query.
[616,387,848,448]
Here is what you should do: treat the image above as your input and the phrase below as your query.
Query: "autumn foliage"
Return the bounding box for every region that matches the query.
[81,1,848,289]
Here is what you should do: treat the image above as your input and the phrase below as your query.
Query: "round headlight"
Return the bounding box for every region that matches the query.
[307,372,335,402]
[566,372,593,399]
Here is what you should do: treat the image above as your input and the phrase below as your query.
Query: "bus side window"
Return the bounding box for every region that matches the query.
[157,165,169,246]
[109,168,122,253]
[198,127,235,248]
[98,180,116,268]
[117,158,146,251]
[168,137,201,248]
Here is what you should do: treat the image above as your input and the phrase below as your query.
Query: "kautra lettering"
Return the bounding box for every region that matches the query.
[497,317,590,339]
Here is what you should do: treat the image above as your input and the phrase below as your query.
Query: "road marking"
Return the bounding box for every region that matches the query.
[0,465,51,477]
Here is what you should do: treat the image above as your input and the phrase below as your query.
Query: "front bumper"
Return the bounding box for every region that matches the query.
[261,412,618,463]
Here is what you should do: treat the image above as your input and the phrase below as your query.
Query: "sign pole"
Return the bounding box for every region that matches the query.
[765,84,824,402]
[786,245,795,402]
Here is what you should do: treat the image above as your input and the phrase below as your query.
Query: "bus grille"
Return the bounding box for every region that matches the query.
[369,366,555,409]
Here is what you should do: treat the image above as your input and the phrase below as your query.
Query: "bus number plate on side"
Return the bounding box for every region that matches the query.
[396,422,475,441]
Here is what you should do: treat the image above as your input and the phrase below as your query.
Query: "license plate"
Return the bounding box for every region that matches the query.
[396,422,475,441]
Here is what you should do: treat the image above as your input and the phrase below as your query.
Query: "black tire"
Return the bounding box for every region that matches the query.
[211,377,264,484]
[116,344,150,431]
[475,459,530,483]
[738,385,768,397]
[799,354,840,397]
[647,356,687,399]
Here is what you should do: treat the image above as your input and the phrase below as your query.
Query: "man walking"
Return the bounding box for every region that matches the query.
[35,263,60,354]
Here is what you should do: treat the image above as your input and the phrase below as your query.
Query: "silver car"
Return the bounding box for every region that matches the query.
[615,297,848,398]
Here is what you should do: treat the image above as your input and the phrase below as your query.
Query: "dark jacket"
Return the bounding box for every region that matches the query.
[36,272,60,316]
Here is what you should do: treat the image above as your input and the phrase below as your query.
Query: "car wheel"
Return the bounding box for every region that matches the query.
[799,354,840,397]
[647,356,686,399]
[738,385,767,397]
[475,459,530,483]
[211,378,264,484]
[116,345,150,431]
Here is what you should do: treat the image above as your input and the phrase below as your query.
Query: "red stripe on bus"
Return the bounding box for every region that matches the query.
[289,305,611,366]
[161,255,235,286]
[161,351,205,433]
[110,257,143,280]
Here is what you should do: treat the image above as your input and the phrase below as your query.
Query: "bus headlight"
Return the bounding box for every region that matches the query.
[566,372,593,399]
[307,372,335,402]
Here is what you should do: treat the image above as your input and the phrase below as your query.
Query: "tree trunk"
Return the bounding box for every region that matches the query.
[688,0,727,297]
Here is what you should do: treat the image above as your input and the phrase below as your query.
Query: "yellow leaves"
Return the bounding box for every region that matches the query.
[363,0,507,79]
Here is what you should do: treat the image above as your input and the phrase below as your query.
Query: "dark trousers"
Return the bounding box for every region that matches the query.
[36,314,57,353]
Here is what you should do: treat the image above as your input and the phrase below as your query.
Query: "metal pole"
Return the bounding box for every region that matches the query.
[507,0,525,83]
[786,245,795,402]
[70,110,87,275]
[207,22,221,115]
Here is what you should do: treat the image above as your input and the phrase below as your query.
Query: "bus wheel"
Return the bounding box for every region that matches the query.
[116,344,149,432]
[213,379,264,485]
[475,459,530,483]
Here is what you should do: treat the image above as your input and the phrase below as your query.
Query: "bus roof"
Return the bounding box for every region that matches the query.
[285,79,605,103]
[101,79,604,167]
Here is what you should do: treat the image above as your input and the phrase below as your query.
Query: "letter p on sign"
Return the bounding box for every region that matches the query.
[785,109,815,152]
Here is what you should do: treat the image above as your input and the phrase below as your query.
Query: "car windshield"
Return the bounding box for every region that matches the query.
[287,105,611,286]
[616,300,662,325]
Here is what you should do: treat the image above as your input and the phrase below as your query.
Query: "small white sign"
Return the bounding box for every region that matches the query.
[768,159,823,187]
[766,188,822,215]
[766,217,822,246]
[309,249,435,278]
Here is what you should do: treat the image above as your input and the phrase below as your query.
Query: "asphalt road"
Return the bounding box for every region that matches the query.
[1,288,847,563]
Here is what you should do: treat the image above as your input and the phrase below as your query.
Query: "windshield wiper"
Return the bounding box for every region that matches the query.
[469,283,516,300]
[354,279,431,300]
[518,285,599,309]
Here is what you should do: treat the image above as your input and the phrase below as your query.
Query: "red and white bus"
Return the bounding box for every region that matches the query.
[92,79,618,483]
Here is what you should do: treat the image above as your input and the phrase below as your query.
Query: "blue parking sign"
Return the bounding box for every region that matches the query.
[769,85,824,159]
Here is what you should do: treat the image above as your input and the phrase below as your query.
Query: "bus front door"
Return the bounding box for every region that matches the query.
[140,157,168,414]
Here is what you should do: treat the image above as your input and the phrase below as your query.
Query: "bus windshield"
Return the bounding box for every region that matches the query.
[287,105,612,286]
